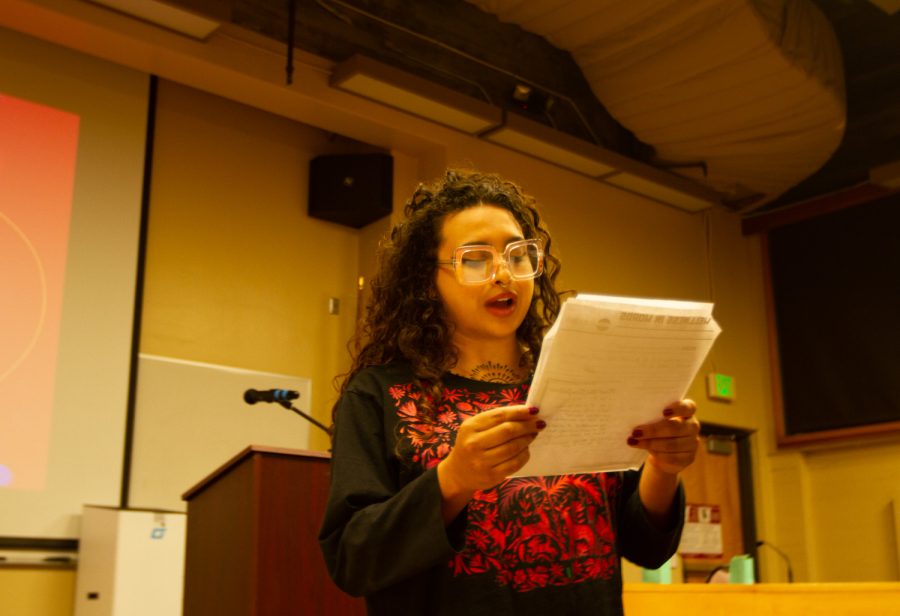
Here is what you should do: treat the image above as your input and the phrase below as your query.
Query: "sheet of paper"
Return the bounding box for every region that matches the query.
[514,293,721,477]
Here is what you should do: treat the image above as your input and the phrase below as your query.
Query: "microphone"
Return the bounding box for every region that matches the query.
[242,388,331,437]
[243,388,300,405]
[756,540,793,583]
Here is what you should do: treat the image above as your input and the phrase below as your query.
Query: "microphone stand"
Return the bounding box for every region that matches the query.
[278,401,332,437]
[757,540,793,583]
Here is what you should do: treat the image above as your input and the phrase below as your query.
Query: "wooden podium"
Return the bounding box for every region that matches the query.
[181,445,365,616]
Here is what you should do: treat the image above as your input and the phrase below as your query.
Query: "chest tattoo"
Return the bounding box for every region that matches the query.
[468,361,522,384]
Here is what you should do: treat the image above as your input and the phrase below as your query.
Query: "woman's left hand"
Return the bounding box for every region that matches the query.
[627,399,700,476]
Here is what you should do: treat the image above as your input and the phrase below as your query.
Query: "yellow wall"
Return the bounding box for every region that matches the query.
[2,2,900,612]
[804,440,900,581]
[141,80,365,453]
[0,567,74,616]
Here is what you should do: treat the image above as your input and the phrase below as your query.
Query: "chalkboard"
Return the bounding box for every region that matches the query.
[768,193,900,437]
[129,354,312,511]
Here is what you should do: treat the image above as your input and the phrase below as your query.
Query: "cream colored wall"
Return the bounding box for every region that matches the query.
[141,80,366,453]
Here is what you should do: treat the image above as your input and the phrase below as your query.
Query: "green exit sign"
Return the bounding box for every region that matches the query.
[706,373,736,401]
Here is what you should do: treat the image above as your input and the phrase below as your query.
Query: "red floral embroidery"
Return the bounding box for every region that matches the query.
[393,381,621,592]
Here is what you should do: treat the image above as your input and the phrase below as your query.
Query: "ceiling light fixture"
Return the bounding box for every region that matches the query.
[482,112,618,177]
[868,0,900,15]
[88,0,220,39]
[483,113,720,211]
[602,167,722,212]
[330,55,502,134]
[869,160,900,189]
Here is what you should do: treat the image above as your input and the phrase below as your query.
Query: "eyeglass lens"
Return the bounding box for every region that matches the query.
[458,241,541,283]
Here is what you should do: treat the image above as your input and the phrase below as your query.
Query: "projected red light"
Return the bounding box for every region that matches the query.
[0,93,79,490]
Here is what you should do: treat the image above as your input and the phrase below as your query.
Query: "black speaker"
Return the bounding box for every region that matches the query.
[308,153,393,228]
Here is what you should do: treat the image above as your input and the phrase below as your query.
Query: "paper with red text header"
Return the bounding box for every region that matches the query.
[513,293,721,477]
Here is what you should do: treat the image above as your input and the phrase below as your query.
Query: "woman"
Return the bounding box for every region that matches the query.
[319,169,699,615]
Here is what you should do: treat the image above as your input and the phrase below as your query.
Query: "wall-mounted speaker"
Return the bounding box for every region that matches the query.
[308,153,393,228]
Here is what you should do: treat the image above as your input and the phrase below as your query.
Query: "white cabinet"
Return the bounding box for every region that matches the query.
[74,506,186,616]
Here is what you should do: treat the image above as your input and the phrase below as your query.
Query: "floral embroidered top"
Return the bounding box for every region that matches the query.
[319,363,684,616]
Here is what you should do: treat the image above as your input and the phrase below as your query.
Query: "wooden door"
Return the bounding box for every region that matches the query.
[678,432,751,583]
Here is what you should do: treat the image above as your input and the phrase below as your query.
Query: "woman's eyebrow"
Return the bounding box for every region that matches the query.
[458,235,525,247]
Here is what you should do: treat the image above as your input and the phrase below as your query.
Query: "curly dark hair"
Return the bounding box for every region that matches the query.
[332,168,564,424]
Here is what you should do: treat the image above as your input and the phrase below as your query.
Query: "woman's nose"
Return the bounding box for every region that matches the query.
[493,257,513,284]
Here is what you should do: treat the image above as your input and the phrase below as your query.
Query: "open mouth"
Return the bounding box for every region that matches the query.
[486,293,516,311]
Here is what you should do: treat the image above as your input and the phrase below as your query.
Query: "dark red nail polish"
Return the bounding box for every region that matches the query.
[528,406,540,415]
[663,408,674,417]
[536,420,547,430]
[631,429,643,438]
[627,437,639,446]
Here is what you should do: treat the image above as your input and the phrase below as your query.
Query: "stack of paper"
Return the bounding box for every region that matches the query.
[514,294,721,477]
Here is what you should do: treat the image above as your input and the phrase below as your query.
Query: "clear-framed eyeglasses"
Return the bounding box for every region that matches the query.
[437,238,544,285]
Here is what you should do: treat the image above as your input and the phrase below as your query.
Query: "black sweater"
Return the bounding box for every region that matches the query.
[319,363,684,615]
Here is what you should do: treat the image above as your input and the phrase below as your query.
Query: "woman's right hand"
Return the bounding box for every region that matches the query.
[436,405,544,523]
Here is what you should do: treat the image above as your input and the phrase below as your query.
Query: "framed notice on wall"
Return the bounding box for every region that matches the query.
[679,503,723,559]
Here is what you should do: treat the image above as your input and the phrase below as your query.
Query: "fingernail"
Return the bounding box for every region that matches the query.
[528,406,540,415]
[627,437,639,446]
[536,420,547,430]
[663,408,674,417]
[631,429,643,438]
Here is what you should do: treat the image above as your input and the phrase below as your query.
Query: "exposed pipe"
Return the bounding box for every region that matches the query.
[286,0,297,84]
